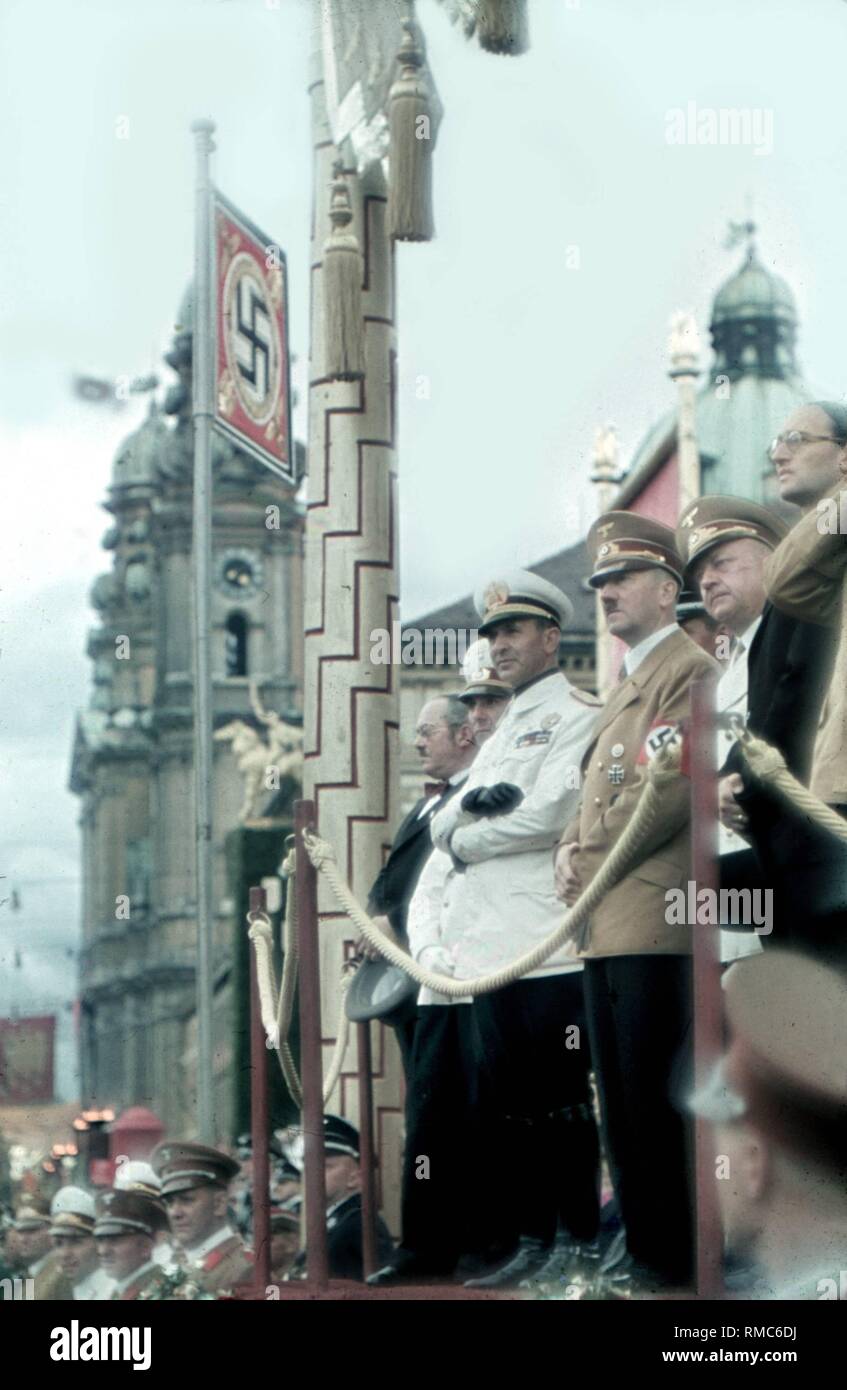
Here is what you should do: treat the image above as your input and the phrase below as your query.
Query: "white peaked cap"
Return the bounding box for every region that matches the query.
[461,637,493,683]
[114,1160,162,1192]
[50,1186,96,1220]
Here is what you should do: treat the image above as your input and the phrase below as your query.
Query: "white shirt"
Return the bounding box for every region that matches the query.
[715,615,764,964]
[182,1224,235,1267]
[415,769,470,820]
[623,623,679,677]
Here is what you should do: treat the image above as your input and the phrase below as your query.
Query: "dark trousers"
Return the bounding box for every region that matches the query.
[399,1004,493,1270]
[739,782,847,971]
[583,954,694,1283]
[391,1009,418,1086]
[471,973,600,1246]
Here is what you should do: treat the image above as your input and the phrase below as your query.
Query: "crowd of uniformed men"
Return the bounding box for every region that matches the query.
[0,1114,390,1299]
[2,401,846,1302]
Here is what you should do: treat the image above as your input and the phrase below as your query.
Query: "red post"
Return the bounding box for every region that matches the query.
[689,677,725,1299]
[356,1021,378,1279]
[295,800,329,1286]
[248,885,271,1292]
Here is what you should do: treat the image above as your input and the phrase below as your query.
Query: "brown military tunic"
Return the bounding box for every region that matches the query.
[561,627,719,957]
[31,1251,74,1301]
[193,1234,253,1294]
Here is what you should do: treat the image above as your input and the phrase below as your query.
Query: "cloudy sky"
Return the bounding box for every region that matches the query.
[2,0,847,1099]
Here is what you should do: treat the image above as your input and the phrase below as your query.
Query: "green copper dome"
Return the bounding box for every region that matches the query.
[621,234,832,507]
[709,240,798,383]
[712,247,796,326]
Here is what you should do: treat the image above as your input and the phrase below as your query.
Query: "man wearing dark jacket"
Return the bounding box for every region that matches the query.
[677,495,836,956]
[360,694,476,1074]
[285,1116,394,1283]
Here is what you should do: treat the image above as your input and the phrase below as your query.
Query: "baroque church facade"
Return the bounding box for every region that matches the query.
[69,296,304,1135]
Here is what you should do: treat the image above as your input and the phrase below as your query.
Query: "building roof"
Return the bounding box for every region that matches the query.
[408,229,827,642]
[616,232,830,507]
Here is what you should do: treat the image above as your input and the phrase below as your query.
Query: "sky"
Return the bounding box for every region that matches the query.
[2,0,847,1100]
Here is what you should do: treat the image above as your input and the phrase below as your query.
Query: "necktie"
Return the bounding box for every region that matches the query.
[423,781,449,799]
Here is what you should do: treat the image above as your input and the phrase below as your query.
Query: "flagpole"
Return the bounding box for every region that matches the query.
[190,116,216,1142]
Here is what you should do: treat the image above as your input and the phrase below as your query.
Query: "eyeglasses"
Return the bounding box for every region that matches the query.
[767,430,844,461]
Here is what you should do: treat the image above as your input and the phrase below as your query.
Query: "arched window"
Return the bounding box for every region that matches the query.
[225,612,248,676]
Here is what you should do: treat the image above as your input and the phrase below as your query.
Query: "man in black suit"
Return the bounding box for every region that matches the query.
[358,693,477,1074]
[676,496,836,955]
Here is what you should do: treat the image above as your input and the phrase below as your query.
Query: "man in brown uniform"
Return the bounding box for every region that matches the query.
[95,1189,171,1300]
[152,1141,253,1293]
[554,512,718,1293]
[13,1197,74,1300]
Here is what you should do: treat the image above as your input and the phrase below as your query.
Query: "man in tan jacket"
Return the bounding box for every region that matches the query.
[764,476,847,813]
[763,476,847,968]
[554,512,718,1294]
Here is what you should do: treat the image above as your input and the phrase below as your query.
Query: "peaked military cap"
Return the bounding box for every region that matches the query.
[474,568,574,636]
[676,588,708,622]
[279,1114,361,1172]
[93,1188,166,1238]
[150,1140,240,1197]
[587,511,684,588]
[676,495,788,578]
[272,1153,301,1183]
[113,1160,161,1199]
[723,951,847,1177]
[49,1185,97,1236]
[459,669,512,701]
[458,637,512,701]
[269,1202,301,1235]
[13,1196,51,1231]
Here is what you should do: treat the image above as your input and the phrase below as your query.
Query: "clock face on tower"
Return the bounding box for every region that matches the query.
[215,548,263,599]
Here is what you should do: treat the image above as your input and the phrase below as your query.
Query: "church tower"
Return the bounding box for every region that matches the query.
[69,289,304,1135]
[616,224,827,515]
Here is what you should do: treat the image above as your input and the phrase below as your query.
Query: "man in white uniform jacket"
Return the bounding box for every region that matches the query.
[429,569,603,1290]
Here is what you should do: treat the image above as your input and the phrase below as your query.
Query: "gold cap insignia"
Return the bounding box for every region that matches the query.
[680,509,698,528]
[483,581,510,610]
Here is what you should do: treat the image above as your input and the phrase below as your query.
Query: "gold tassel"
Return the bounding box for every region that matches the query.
[476,0,529,55]
[322,160,365,381]
[387,18,434,242]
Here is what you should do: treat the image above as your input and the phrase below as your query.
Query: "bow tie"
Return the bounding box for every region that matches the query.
[423,781,449,800]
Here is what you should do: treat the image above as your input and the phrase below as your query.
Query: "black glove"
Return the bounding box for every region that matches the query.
[461,783,524,817]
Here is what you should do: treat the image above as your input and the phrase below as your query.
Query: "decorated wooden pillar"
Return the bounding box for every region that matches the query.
[302,4,403,1227]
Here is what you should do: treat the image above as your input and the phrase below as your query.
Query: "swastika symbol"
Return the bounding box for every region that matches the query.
[235,280,271,400]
